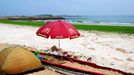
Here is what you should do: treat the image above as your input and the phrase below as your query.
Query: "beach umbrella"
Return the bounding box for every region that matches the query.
[36,20,80,48]
[0,46,43,74]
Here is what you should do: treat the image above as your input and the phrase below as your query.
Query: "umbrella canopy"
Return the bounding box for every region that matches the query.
[36,20,80,48]
[0,46,43,74]
[36,20,80,39]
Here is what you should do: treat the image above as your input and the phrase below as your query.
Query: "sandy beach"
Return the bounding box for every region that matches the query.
[0,23,134,73]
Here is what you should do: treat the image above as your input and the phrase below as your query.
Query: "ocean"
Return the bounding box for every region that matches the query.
[64,15,134,26]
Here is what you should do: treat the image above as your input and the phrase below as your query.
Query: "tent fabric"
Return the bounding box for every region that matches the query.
[0,46,43,74]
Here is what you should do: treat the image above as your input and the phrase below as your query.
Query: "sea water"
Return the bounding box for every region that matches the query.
[64,15,134,26]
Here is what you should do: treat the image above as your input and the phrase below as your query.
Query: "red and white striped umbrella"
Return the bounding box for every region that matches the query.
[36,20,80,48]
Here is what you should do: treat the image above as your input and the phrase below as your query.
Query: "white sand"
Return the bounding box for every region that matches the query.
[0,23,134,73]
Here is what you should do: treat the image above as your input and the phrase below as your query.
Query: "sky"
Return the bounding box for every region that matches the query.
[0,0,134,16]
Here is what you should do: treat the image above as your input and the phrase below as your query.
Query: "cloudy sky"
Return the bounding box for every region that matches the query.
[0,0,134,16]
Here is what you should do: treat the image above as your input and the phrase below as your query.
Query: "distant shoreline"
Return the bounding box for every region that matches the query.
[70,22,134,26]
[0,16,64,20]
[0,20,134,34]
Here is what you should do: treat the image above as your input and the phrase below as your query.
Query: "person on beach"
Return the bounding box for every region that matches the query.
[49,45,62,56]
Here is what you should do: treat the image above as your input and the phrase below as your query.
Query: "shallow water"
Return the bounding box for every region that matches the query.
[64,15,134,26]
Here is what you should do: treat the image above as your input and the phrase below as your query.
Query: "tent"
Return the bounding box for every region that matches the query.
[0,46,43,74]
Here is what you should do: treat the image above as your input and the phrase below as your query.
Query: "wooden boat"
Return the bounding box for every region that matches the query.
[31,51,134,75]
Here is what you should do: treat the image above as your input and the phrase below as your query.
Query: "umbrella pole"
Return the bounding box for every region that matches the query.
[58,39,60,49]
